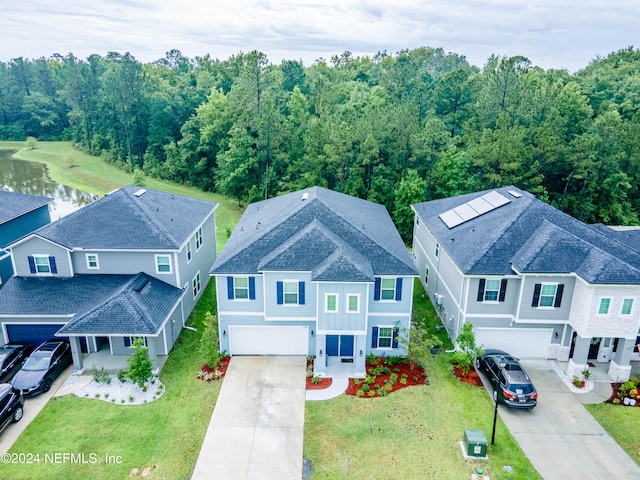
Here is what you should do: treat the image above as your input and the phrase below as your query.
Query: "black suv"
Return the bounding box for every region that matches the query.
[476,349,537,409]
[0,343,32,383]
[0,383,24,435]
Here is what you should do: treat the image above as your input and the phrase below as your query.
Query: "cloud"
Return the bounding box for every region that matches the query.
[0,0,637,71]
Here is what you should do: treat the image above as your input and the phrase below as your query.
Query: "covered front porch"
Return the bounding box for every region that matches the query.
[565,333,639,382]
[313,333,367,378]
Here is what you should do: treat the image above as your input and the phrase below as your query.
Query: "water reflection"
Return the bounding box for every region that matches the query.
[0,150,98,219]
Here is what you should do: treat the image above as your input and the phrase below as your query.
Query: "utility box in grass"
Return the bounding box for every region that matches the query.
[463,429,487,458]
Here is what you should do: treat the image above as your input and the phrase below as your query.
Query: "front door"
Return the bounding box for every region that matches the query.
[326,335,354,359]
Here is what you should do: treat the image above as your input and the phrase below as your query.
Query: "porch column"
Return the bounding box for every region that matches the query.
[69,336,84,373]
[147,337,159,373]
[609,337,634,382]
[567,334,590,379]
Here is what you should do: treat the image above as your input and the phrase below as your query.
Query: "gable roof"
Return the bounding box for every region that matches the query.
[412,186,640,284]
[0,273,184,336]
[211,186,417,281]
[30,185,217,250]
[0,190,52,225]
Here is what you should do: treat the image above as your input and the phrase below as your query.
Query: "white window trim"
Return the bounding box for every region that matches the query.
[186,240,192,264]
[33,254,51,275]
[283,280,299,306]
[621,298,634,315]
[324,293,339,313]
[483,279,501,303]
[537,282,558,309]
[346,293,360,313]
[379,277,397,302]
[376,325,395,349]
[125,336,148,348]
[155,254,172,274]
[192,271,201,299]
[598,297,611,315]
[233,276,250,301]
[85,253,100,270]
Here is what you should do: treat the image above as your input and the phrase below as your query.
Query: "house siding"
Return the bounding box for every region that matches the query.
[317,282,368,332]
[215,274,265,314]
[12,237,71,276]
[466,277,521,315]
[367,276,414,314]
[0,204,50,248]
[518,276,575,321]
[263,271,316,319]
[367,315,410,356]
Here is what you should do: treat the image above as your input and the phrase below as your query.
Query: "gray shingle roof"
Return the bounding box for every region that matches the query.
[0,190,52,225]
[211,187,417,281]
[32,185,217,250]
[412,186,640,284]
[0,274,183,336]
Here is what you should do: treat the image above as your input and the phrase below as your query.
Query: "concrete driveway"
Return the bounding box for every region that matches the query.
[486,359,640,480]
[192,356,306,480]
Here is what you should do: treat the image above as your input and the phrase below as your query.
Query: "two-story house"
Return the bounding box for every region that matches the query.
[412,186,640,382]
[210,186,418,377]
[0,190,53,287]
[0,185,217,371]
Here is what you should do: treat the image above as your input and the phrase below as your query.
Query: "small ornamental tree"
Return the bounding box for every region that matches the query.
[450,322,483,375]
[397,322,442,373]
[127,337,153,388]
[199,311,222,368]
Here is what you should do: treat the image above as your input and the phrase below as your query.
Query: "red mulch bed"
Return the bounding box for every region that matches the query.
[605,383,640,406]
[306,377,333,390]
[452,365,484,387]
[344,359,429,397]
[197,356,231,381]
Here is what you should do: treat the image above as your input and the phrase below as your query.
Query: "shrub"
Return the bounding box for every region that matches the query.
[450,322,483,375]
[389,373,398,385]
[365,375,376,384]
[92,366,111,384]
[367,390,377,397]
[362,384,370,392]
[356,389,365,397]
[117,369,128,383]
[311,376,321,384]
[401,373,408,379]
[200,311,222,368]
[126,337,153,388]
[382,367,391,375]
[413,376,419,382]
[393,368,401,373]
[400,377,407,385]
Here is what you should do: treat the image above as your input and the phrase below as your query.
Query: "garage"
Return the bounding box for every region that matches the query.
[229,325,309,355]
[475,327,552,358]
[4,323,88,352]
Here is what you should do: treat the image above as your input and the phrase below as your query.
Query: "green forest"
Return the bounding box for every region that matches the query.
[1,47,640,240]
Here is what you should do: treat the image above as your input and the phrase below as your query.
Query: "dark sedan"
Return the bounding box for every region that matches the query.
[476,349,538,409]
[0,383,24,434]
[11,339,72,397]
[0,343,32,383]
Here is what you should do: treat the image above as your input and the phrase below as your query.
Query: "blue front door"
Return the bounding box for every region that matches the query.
[326,335,354,357]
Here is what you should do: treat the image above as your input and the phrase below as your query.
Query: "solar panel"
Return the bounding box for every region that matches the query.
[133,189,147,197]
[508,190,522,198]
[439,191,511,229]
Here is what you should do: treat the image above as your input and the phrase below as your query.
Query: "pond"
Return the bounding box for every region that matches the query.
[0,150,98,219]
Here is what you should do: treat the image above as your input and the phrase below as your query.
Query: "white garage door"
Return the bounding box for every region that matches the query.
[475,328,552,358]
[229,325,309,355]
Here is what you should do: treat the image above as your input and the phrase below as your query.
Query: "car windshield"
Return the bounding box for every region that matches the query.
[22,355,50,371]
[509,383,534,394]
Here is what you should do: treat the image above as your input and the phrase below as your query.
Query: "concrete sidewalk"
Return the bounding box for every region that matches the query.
[492,360,640,480]
[192,356,306,480]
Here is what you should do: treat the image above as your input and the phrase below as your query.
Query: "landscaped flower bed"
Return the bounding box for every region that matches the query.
[345,357,428,397]
[607,378,640,406]
[197,356,231,381]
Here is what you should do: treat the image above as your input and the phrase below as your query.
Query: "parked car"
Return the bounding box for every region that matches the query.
[11,339,72,397]
[0,343,32,383]
[476,349,538,409]
[0,383,24,434]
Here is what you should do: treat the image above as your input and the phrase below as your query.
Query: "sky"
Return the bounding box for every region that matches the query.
[0,0,638,72]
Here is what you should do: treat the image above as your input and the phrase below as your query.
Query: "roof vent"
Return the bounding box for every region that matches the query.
[132,277,149,292]
[302,192,309,201]
[133,188,147,197]
[508,190,522,198]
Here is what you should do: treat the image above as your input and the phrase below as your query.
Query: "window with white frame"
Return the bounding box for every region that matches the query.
[425,266,429,286]
[622,299,634,315]
[186,241,192,263]
[347,294,360,313]
[86,254,99,269]
[192,272,201,299]
[34,255,51,273]
[234,277,249,299]
[124,337,148,347]
[155,255,172,274]
[325,293,338,312]
[377,327,393,348]
[435,243,439,258]
[598,298,611,314]
[380,278,396,300]
[484,279,501,302]
[284,281,299,305]
[539,284,557,307]
[195,227,203,251]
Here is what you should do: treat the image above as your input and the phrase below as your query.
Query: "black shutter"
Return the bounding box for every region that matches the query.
[532,283,541,307]
[374,278,381,300]
[49,256,57,274]
[28,256,36,274]
[371,327,379,348]
[499,279,507,302]
[477,279,486,302]
[226,277,234,300]
[395,278,403,301]
[248,277,256,300]
[554,284,564,308]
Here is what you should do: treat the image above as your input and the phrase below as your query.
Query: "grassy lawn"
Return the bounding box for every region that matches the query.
[1,281,221,480]
[585,403,640,466]
[0,141,243,253]
[304,279,542,480]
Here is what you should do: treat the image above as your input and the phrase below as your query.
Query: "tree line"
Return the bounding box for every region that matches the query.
[1,46,639,240]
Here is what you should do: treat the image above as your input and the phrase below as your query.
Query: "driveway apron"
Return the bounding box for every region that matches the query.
[491,359,640,480]
[192,356,306,480]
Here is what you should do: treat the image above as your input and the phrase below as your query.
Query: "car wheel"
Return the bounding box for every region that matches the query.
[42,378,52,393]
[12,405,23,423]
